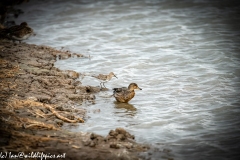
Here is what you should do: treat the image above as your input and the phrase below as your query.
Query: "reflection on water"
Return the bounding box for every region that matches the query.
[16,0,240,159]
[114,101,136,111]
[114,101,137,116]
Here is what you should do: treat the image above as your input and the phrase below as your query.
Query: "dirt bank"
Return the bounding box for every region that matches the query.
[0,40,169,160]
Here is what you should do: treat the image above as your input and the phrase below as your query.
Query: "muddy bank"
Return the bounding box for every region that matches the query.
[0,40,172,160]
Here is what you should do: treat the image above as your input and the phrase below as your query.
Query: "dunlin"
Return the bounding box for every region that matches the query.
[7,22,33,43]
[92,72,117,88]
[113,83,142,103]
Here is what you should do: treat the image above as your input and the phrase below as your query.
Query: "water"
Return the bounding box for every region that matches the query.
[15,0,240,159]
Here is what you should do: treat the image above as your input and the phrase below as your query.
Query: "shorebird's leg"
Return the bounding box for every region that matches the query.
[100,82,103,89]
[103,82,106,88]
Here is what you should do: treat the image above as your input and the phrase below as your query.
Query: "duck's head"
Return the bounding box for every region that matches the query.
[109,72,118,79]
[20,22,28,27]
[128,83,142,91]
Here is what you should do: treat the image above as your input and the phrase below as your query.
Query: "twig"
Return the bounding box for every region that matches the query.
[44,104,84,123]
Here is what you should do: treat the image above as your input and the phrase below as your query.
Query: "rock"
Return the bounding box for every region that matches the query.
[116,128,127,135]
[110,143,120,149]
[27,96,38,101]
[116,134,125,141]
[89,141,96,147]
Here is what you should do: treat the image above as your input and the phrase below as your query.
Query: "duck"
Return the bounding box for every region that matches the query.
[113,83,142,103]
[92,72,117,88]
[7,22,33,43]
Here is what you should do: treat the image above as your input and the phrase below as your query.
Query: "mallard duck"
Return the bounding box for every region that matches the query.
[92,72,117,88]
[113,83,142,103]
[7,22,33,43]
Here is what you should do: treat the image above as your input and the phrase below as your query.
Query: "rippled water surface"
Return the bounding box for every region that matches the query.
[16,0,240,159]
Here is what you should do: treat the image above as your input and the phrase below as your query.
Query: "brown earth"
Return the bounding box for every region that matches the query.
[0,40,174,160]
[0,1,174,159]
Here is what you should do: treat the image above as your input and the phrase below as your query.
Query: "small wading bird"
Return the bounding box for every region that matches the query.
[7,22,34,43]
[113,83,142,103]
[92,72,118,88]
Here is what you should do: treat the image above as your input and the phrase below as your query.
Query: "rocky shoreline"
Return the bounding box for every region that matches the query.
[0,1,174,159]
[0,40,165,160]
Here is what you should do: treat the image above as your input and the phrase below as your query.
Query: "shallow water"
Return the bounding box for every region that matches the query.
[15,0,240,159]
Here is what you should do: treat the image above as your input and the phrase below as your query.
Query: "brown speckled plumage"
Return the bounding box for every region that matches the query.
[92,72,117,88]
[7,22,33,43]
[113,83,142,103]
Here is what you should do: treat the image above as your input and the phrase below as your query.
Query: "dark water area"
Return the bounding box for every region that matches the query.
[9,0,240,159]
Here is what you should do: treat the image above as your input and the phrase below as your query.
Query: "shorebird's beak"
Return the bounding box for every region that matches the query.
[114,75,118,79]
[138,87,142,90]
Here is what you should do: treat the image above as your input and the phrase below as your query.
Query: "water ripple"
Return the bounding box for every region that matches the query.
[16,0,240,159]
